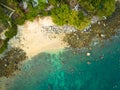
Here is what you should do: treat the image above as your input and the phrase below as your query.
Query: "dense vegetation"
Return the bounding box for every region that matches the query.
[78,0,115,16]
[50,0,115,29]
[51,4,90,30]
[0,0,116,53]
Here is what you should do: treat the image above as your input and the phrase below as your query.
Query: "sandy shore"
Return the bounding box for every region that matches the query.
[8,16,67,58]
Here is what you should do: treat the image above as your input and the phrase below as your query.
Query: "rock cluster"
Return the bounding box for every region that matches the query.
[42,25,77,34]
[0,48,27,77]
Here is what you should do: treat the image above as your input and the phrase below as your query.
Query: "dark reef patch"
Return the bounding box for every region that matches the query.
[0,48,27,77]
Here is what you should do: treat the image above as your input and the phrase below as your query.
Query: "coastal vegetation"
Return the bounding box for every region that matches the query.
[0,0,117,53]
[51,4,91,30]
[64,3,120,48]
[50,0,116,28]
[78,0,115,16]
[0,0,119,78]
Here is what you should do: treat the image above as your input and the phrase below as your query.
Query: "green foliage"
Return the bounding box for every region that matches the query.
[25,5,38,20]
[38,0,47,3]
[0,6,9,25]
[0,21,17,53]
[78,0,96,12]
[51,4,70,25]
[69,11,90,30]
[37,0,48,10]
[78,17,91,30]
[49,0,66,6]
[15,17,26,25]
[78,0,115,17]
[97,0,115,16]
[49,0,58,6]
[69,11,82,28]
[5,23,17,39]
[0,23,17,54]
[51,4,90,30]
[0,39,8,53]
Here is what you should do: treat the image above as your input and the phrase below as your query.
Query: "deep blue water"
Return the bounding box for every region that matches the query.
[6,31,120,90]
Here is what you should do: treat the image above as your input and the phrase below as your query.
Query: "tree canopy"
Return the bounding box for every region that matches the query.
[78,0,115,16]
[51,4,90,30]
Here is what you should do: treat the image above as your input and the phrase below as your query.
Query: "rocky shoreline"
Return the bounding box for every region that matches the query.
[63,2,120,49]
[0,48,27,77]
[0,2,120,78]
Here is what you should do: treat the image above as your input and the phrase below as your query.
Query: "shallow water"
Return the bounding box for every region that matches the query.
[1,30,120,90]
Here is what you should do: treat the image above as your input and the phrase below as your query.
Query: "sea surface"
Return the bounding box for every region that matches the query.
[1,30,120,90]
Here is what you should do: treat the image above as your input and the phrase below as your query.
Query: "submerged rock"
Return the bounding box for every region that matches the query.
[86,52,91,56]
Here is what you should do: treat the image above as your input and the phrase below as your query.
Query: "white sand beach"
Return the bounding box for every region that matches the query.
[8,16,67,58]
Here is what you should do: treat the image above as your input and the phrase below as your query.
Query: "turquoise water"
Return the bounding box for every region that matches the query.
[6,31,120,90]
